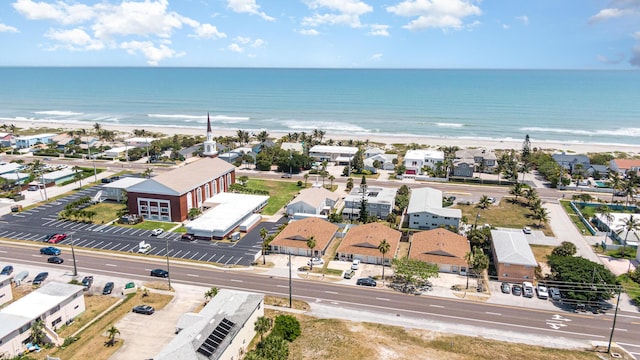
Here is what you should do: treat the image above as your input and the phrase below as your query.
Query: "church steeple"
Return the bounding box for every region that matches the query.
[203,112,218,158]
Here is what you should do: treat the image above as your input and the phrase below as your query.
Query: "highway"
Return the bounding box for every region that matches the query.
[2,241,639,355]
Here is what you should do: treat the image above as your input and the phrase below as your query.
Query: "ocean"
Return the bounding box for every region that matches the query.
[0,67,639,146]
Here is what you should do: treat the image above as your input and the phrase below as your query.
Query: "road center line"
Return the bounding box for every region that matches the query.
[229,279,243,282]
[375,297,390,301]
[276,285,288,288]
[105,264,117,267]
[325,291,338,294]
[429,305,444,308]
[486,312,502,316]
[186,274,199,277]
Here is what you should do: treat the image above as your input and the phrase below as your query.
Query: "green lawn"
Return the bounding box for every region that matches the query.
[559,200,591,234]
[618,274,640,309]
[456,201,554,236]
[85,202,126,224]
[245,178,303,215]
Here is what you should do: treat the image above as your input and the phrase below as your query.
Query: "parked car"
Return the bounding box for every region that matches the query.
[536,284,549,300]
[356,277,377,287]
[180,234,195,242]
[281,173,292,178]
[82,276,94,290]
[101,178,112,184]
[351,259,361,270]
[151,228,164,236]
[43,233,57,242]
[102,282,115,295]
[549,287,562,301]
[511,284,522,296]
[488,197,496,203]
[522,281,534,298]
[1,265,13,275]
[500,282,510,294]
[522,227,532,234]
[48,233,68,244]
[343,269,355,279]
[40,246,61,256]
[122,282,137,295]
[307,257,324,266]
[132,305,155,315]
[33,272,49,285]
[150,269,169,278]
[48,256,64,264]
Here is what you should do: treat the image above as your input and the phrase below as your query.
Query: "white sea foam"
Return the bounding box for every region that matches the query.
[281,120,367,133]
[34,110,83,116]
[434,122,464,128]
[522,127,640,137]
[148,113,249,123]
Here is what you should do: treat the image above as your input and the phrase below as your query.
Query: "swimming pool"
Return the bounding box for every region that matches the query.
[594,181,608,188]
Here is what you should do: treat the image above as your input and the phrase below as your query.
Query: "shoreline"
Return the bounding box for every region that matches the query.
[4,119,640,156]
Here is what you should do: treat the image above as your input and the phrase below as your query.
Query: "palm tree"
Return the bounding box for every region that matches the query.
[72,165,83,187]
[204,287,219,303]
[29,319,45,346]
[477,195,491,209]
[143,168,153,178]
[254,316,272,343]
[256,130,269,143]
[509,182,525,203]
[303,173,309,187]
[260,227,269,265]
[622,177,637,206]
[106,325,120,346]
[616,215,640,256]
[609,171,622,203]
[525,188,539,206]
[378,239,390,283]
[532,206,550,227]
[597,205,614,244]
[306,236,316,258]
[328,175,335,189]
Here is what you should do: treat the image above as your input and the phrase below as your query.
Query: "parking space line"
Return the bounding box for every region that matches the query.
[111,227,124,234]
[234,257,242,265]
[172,250,182,257]
[109,243,121,250]
[216,255,225,263]
[84,240,97,247]
[130,229,141,236]
[121,228,132,234]
[207,254,217,262]
[181,251,190,258]
[198,253,208,261]
[101,226,115,233]
[75,239,89,246]
[190,252,199,260]
[118,244,130,252]
[224,256,233,265]
[101,242,112,249]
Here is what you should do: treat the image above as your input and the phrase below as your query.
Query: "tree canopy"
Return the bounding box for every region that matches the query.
[546,255,617,303]
[392,257,439,287]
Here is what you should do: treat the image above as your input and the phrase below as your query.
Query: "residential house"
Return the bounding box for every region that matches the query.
[336,223,402,264]
[126,157,236,222]
[14,133,56,149]
[0,275,13,307]
[0,132,13,147]
[281,142,304,153]
[269,218,338,257]
[364,147,385,158]
[0,282,85,358]
[309,145,358,164]
[406,187,461,230]
[453,148,497,177]
[592,212,640,248]
[286,187,340,220]
[587,164,609,179]
[609,159,640,177]
[125,137,154,148]
[342,186,396,221]
[0,162,28,184]
[409,228,470,274]
[490,230,538,282]
[403,149,444,175]
[364,154,397,173]
[155,289,263,360]
[552,153,590,174]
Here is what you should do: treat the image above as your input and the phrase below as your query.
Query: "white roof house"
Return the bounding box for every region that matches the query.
[309,145,358,163]
[286,187,340,220]
[41,168,75,184]
[102,176,147,201]
[403,149,444,175]
[364,154,397,172]
[187,193,269,239]
[155,289,263,360]
[0,172,29,184]
[0,162,23,175]
[125,137,155,147]
[281,142,304,153]
[406,187,461,230]
[490,230,538,267]
[593,213,640,247]
[0,282,85,357]
[103,146,129,158]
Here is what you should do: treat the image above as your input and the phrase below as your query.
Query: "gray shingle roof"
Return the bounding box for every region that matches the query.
[490,230,538,267]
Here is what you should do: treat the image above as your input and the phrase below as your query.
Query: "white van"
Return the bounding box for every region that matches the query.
[137,241,151,254]
[522,281,534,298]
[351,259,361,270]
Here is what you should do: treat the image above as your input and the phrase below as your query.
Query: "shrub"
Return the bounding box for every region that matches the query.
[271,315,301,342]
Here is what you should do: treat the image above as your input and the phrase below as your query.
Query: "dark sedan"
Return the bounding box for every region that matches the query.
[511,284,523,296]
[33,272,49,285]
[102,282,115,295]
[1,265,13,275]
[47,256,64,264]
[132,305,155,315]
[356,277,377,287]
[40,247,61,256]
[150,269,169,278]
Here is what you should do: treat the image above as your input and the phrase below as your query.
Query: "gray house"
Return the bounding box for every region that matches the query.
[552,153,590,174]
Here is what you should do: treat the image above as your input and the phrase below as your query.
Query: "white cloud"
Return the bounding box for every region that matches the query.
[12,0,227,65]
[252,38,266,47]
[227,0,274,21]
[370,53,383,61]
[228,43,243,52]
[120,40,183,65]
[299,28,320,36]
[386,0,482,31]
[232,36,266,48]
[634,31,640,40]
[502,24,510,30]
[0,23,19,33]
[589,7,637,23]
[597,53,625,64]
[302,0,373,28]
[516,15,529,25]
[235,36,252,44]
[368,24,390,36]
[13,0,95,25]
[45,28,104,50]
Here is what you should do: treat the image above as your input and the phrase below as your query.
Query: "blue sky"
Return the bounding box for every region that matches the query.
[0,0,639,68]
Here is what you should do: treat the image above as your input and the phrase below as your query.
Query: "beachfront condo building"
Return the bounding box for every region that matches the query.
[403,149,444,176]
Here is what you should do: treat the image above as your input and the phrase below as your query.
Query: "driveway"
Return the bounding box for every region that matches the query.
[110,283,207,360]
[545,203,601,263]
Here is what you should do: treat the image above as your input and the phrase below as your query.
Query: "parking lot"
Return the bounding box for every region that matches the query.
[0,184,282,266]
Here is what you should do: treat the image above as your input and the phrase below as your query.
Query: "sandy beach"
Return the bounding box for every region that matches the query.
[4,119,640,156]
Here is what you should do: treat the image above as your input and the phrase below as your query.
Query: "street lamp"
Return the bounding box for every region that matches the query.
[88,142,97,183]
[466,240,471,289]
[473,211,481,230]
[70,232,77,276]
[288,252,292,308]
[165,237,172,291]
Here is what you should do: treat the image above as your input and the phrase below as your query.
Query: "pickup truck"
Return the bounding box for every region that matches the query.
[122,282,137,295]
[82,276,94,291]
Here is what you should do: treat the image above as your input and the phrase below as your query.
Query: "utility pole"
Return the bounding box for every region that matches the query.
[288,252,292,308]
[165,237,172,291]
[70,232,77,276]
[607,286,622,353]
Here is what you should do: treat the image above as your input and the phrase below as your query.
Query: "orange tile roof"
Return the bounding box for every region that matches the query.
[613,159,640,170]
[336,223,402,258]
[270,218,338,251]
[409,228,470,267]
